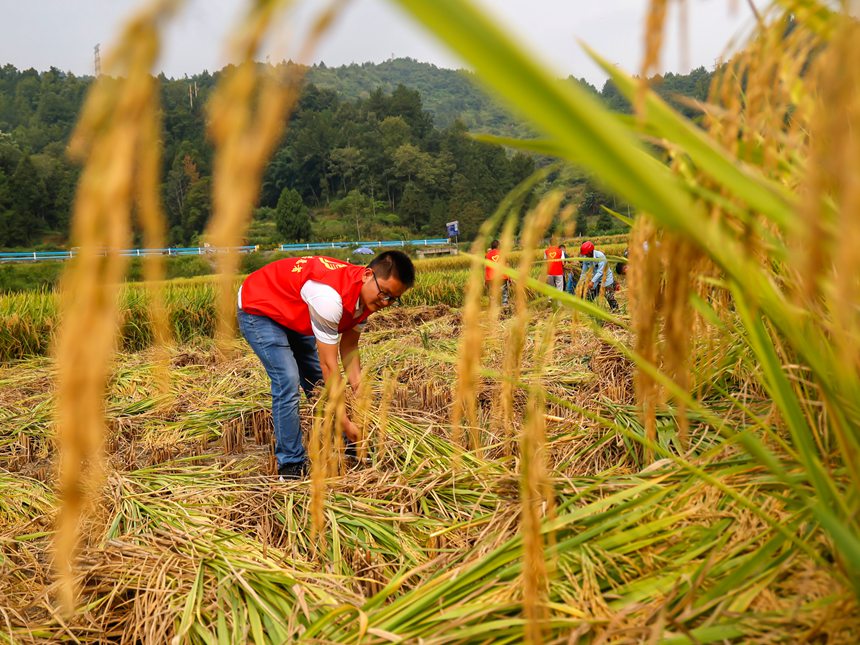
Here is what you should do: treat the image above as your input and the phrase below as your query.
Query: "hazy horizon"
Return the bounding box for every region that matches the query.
[0,1,763,87]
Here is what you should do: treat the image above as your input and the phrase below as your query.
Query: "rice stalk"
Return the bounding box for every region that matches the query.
[639,0,668,115]
[52,0,177,612]
[500,193,563,449]
[133,61,171,392]
[519,319,556,643]
[206,0,344,352]
[449,234,486,452]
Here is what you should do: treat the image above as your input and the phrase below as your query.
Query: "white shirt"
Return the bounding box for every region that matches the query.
[300,280,366,345]
[237,280,365,345]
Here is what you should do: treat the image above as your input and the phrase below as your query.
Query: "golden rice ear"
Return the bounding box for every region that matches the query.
[520,317,556,643]
[450,231,488,455]
[519,319,556,644]
[135,79,172,394]
[638,0,668,116]
[660,231,699,449]
[500,193,563,457]
[307,396,324,513]
[796,20,860,377]
[629,215,661,461]
[54,1,178,613]
[206,60,303,358]
[206,1,343,357]
[352,367,374,462]
[53,0,347,613]
[486,213,519,452]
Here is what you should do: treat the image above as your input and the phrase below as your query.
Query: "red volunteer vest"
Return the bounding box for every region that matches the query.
[485,248,506,282]
[240,256,371,336]
[545,246,564,276]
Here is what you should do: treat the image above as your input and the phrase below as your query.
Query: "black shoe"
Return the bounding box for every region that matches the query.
[277,461,308,481]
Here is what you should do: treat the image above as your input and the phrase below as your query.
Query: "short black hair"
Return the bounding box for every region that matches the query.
[490,239,500,250]
[368,250,415,288]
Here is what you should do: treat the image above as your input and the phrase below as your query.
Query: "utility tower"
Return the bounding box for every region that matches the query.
[188,81,198,109]
[94,44,101,76]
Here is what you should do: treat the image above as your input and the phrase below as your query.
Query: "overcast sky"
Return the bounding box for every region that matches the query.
[0,0,761,87]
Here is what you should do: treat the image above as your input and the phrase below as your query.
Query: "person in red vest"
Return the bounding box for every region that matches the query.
[237,251,415,480]
[484,239,510,306]
[544,239,565,290]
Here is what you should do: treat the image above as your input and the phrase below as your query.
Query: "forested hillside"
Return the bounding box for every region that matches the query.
[0,58,713,248]
[307,58,533,136]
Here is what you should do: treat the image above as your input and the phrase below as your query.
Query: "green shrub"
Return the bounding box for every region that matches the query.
[165,255,214,279]
[0,262,65,293]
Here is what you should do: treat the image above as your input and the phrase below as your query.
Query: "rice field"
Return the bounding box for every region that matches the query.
[4,292,856,642]
[3,0,860,642]
[0,247,624,362]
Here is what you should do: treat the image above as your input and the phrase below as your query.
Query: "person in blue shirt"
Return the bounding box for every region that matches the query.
[577,241,618,311]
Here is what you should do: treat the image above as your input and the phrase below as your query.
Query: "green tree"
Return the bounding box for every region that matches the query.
[276,188,311,242]
[0,169,11,246]
[399,182,431,231]
[573,213,587,237]
[331,189,385,240]
[594,209,615,233]
[379,115,411,151]
[181,177,211,243]
[164,146,202,231]
[457,201,486,240]
[580,190,607,216]
[9,155,48,244]
[426,198,449,236]
[30,151,75,231]
[327,146,363,194]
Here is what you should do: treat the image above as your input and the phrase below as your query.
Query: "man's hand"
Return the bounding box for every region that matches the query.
[341,416,360,442]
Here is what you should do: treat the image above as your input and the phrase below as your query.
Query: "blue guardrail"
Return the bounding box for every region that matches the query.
[0,246,259,263]
[0,239,451,263]
[279,238,449,251]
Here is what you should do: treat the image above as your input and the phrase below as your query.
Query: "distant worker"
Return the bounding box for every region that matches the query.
[237,251,415,480]
[615,247,629,277]
[544,239,565,290]
[577,241,618,311]
[564,247,577,294]
[485,239,510,306]
[557,244,578,294]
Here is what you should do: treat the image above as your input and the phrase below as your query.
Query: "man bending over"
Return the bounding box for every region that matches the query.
[237,251,415,480]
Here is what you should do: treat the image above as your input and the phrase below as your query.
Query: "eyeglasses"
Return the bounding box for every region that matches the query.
[371,271,400,305]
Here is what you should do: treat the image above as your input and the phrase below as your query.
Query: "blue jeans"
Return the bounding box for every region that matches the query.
[237,309,323,466]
